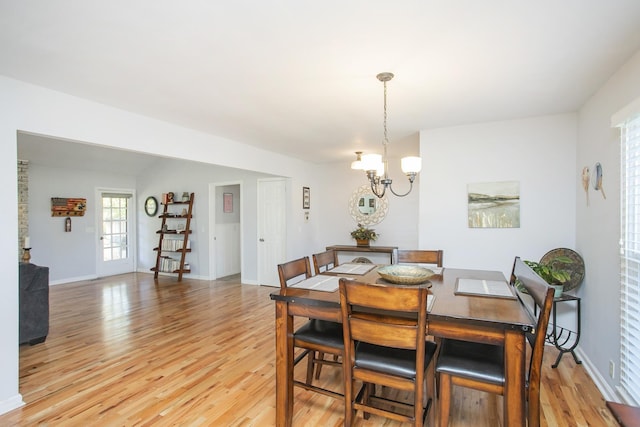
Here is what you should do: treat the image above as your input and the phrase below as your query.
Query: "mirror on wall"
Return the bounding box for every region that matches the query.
[348,185,389,226]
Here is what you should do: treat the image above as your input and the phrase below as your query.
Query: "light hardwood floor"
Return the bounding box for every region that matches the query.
[1,273,619,426]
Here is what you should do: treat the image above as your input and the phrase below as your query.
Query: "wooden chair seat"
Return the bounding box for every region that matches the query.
[356,341,437,379]
[435,340,504,385]
[294,319,344,348]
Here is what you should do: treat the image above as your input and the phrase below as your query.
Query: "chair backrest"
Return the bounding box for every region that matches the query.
[312,250,338,274]
[277,257,312,289]
[397,249,443,267]
[512,257,554,407]
[339,279,428,352]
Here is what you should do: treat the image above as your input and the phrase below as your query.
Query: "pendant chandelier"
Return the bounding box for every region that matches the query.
[355,72,421,198]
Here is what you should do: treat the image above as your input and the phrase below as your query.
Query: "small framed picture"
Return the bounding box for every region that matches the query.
[303,187,310,209]
[223,193,233,213]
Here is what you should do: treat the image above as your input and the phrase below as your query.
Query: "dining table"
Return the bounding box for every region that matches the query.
[270,264,536,427]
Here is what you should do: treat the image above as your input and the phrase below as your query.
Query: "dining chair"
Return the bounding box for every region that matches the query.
[397,249,444,267]
[435,256,554,427]
[339,278,437,426]
[312,249,339,274]
[277,257,344,400]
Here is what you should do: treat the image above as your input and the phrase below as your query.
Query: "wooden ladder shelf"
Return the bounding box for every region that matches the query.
[151,192,194,281]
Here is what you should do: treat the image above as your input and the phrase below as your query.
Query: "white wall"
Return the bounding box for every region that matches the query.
[136,157,272,281]
[419,114,577,278]
[28,164,137,283]
[576,48,640,400]
[314,159,420,251]
[0,75,320,413]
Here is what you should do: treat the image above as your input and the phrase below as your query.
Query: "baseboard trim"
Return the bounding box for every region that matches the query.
[49,274,98,286]
[574,347,617,401]
[0,394,24,416]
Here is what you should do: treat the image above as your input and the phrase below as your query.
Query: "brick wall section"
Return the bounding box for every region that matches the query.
[18,160,28,261]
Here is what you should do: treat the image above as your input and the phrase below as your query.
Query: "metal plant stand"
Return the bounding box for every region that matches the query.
[538,293,582,368]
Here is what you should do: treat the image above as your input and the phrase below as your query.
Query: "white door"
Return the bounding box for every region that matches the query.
[257,178,286,286]
[97,190,135,276]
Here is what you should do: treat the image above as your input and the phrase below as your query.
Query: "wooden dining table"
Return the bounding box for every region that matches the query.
[270,265,536,427]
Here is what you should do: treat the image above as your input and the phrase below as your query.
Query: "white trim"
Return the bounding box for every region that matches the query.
[0,394,24,415]
[574,347,618,402]
[49,274,98,285]
[612,96,640,127]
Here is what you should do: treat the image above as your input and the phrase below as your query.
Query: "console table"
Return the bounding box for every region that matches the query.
[326,244,398,264]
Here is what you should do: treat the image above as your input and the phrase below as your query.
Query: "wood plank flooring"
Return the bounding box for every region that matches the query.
[1,273,619,426]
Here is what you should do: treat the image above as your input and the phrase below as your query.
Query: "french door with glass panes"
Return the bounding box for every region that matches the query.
[97,191,135,276]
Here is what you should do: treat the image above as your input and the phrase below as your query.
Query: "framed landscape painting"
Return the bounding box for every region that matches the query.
[468,181,520,228]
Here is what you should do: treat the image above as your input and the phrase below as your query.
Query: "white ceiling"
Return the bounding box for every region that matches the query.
[4,1,640,166]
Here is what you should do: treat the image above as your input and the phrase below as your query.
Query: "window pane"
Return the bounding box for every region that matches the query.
[620,113,640,405]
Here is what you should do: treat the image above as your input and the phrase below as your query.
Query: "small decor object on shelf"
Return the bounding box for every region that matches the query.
[167,192,175,203]
[350,223,378,247]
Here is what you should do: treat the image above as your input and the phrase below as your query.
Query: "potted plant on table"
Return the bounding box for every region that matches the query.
[350,223,379,247]
[523,257,573,298]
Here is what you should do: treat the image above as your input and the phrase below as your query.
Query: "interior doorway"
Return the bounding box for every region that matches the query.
[209,182,242,280]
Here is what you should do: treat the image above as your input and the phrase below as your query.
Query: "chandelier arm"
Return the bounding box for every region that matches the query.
[387,180,414,197]
[370,180,387,198]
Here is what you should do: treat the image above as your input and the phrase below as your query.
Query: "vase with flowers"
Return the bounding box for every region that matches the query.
[350,223,379,247]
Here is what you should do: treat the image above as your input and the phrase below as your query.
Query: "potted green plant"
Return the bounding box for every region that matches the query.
[523,257,573,297]
[350,223,378,247]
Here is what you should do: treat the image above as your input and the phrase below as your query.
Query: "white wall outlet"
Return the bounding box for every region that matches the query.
[609,360,615,379]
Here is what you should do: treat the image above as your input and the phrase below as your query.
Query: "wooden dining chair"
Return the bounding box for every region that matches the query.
[397,249,444,267]
[312,249,339,274]
[435,257,554,427]
[277,257,344,400]
[339,278,437,426]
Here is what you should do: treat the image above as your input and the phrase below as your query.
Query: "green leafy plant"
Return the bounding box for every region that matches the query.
[524,257,573,285]
[350,223,379,241]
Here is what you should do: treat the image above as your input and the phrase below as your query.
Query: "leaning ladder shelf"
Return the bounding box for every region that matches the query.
[151,192,194,281]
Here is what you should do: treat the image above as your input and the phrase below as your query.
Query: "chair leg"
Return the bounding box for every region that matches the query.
[416,378,424,427]
[314,352,325,380]
[362,383,373,420]
[344,378,355,426]
[426,362,436,427]
[528,392,541,427]
[305,351,315,384]
[438,373,452,427]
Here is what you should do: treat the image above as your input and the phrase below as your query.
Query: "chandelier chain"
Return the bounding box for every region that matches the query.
[360,71,420,199]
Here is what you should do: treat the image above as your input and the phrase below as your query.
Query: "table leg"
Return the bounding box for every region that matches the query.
[503,330,526,427]
[275,300,294,427]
